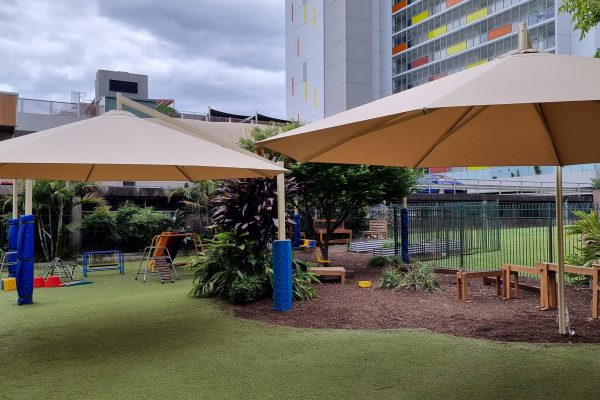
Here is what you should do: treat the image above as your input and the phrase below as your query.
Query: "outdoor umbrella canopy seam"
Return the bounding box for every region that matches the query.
[259,52,600,168]
[259,45,600,335]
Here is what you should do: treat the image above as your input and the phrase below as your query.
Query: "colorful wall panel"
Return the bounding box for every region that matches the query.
[466,7,488,24]
[488,24,512,40]
[411,55,429,68]
[392,42,408,55]
[412,11,429,25]
[447,41,466,55]
[428,25,447,39]
[446,0,463,7]
[467,59,488,69]
[392,0,407,13]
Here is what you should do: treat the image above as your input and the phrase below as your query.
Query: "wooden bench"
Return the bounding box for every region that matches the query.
[539,262,600,319]
[362,220,388,240]
[456,269,503,302]
[313,219,352,244]
[501,263,545,308]
[309,267,346,284]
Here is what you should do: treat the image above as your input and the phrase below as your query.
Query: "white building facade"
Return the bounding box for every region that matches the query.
[285,0,600,179]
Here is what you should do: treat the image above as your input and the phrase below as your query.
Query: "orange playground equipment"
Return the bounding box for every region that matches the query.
[135,232,203,283]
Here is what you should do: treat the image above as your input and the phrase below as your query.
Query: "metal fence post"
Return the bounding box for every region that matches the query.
[393,205,399,256]
[459,204,465,270]
[547,202,554,263]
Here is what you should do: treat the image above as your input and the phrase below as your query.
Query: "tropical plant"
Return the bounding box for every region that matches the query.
[1,180,107,260]
[188,231,270,298]
[227,275,269,304]
[211,178,300,254]
[168,181,216,235]
[239,123,419,259]
[400,261,439,292]
[565,210,600,267]
[379,266,403,289]
[291,268,320,300]
[592,178,600,190]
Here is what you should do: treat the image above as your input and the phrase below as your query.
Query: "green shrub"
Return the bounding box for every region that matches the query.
[292,268,320,300]
[188,231,265,298]
[566,210,600,267]
[227,275,269,304]
[81,206,119,249]
[367,256,389,268]
[379,266,402,289]
[115,201,171,251]
[400,262,439,292]
[367,255,402,268]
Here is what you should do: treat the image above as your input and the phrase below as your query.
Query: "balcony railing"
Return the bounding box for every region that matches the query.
[17,98,98,118]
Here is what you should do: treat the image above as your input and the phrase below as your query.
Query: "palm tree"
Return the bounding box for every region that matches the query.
[168,181,216,234]
[4,180,106,260]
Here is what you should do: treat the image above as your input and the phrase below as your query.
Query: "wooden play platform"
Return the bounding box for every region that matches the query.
[503,262,600,319]
[309,266,346,284]
[313,219,352,244]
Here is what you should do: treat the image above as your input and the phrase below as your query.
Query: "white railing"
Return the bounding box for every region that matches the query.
[17,98,97,117]
[417,178,592,196]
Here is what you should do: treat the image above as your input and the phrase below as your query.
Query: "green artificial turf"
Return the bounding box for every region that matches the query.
[1,262,600,400]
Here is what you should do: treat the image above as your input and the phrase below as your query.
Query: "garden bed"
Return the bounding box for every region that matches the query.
[232,246,600,343]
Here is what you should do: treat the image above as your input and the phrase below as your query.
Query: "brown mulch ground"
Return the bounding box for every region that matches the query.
[232,246,600,343]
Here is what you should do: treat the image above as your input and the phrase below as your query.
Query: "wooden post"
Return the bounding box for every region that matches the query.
[593,265,599,320]
[25,179,32,215]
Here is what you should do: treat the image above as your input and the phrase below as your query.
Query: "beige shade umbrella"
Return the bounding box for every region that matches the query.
[261,40,600,335]
[0,110,286,181]
[261,51,600,167]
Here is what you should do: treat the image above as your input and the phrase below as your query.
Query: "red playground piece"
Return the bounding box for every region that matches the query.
[33,276,46,288]
[45,276,62,288]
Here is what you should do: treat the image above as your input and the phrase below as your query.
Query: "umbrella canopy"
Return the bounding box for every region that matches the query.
[0,110,286,181]
[261,48,600,336]
[260,51,600,168]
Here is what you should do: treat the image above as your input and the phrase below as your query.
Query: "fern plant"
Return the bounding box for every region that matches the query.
[565,210,600,267]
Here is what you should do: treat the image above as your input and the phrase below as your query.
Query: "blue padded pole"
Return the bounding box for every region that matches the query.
[401,208,410,263]
[272,240,292,312]
[7,218,18,277]
[16,214,35,305]
[292,214,302,248]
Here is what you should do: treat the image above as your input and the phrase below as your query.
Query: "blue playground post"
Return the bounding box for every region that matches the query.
[292,214,302,248]
[401,208,410,263]
[272,240,292,312]
[16,214,35,305]
[7,218,18,277]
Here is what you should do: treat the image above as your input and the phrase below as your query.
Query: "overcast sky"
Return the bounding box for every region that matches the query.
[0,0,286,118]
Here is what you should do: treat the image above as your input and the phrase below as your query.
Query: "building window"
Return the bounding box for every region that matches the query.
[109,80,138,94]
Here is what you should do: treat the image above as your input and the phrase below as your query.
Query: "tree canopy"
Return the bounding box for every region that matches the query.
[560,0,600,39]
[242,124,419,258]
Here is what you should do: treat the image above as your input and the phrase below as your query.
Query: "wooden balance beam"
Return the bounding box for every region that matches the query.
[456,269,503,302]
[538,262,600,319]
[501,263,545,308]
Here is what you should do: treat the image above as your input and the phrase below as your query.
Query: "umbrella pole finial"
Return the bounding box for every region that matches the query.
[518,22,529,51]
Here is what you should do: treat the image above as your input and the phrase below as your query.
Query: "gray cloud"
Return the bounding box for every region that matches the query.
[0,0,286,118]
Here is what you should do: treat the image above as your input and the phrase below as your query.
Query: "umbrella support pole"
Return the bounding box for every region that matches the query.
[24,180,32,215]
[556,166,567,335]
[12,179,18,219]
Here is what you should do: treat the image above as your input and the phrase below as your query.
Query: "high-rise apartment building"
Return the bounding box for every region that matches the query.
[286,0,599,122]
